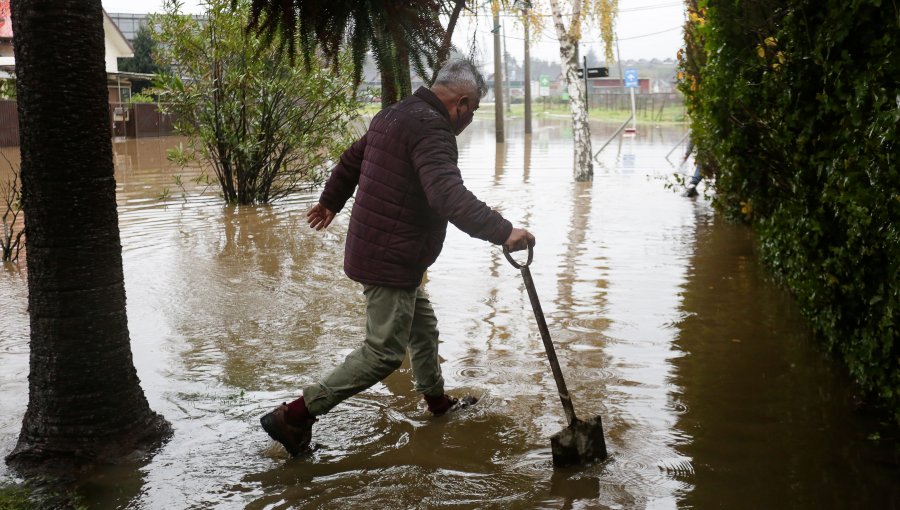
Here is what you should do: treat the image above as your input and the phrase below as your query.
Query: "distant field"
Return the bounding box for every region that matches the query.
[357,100,687,123]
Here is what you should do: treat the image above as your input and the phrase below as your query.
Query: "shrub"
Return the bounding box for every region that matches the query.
[128,93,156,104]
[151,0,360,204]
[680,0,900,422]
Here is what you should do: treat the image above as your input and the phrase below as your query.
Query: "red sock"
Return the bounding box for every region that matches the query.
[284,396,311,425]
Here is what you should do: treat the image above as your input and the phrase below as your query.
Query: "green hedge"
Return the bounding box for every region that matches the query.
[681,0,900,422]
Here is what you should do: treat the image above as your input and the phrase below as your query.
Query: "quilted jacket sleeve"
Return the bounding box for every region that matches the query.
[319,132,368,213]
[411,123,512,245]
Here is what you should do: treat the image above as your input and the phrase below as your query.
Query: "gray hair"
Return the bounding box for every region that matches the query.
[434,59,488,98]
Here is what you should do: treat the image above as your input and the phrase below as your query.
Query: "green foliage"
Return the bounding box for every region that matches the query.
[0,79,15,100]
[118,24,164,94]
[242,0,447,89]
[158,144,216,202]
[0,480,87,510]
[151,0,361,205]
[681,0,900,422]
[128,93,155,104]
[118,24,163,75]
[0,482,31,510]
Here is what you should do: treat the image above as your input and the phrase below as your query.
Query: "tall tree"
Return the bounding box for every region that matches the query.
[548,0,591,180]
[5,0,170,473]
[118,23,163,93]
[118,24,161,75]
[243,0,463,108]
[531,0,617,181]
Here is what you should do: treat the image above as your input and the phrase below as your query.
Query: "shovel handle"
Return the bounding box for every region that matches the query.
[502,244,534,269]
[504,245,577,426]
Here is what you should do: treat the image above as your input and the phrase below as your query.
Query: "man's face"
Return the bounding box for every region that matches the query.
[454,92,480,135]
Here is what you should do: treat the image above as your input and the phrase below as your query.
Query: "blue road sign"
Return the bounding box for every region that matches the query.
[624,68,639,88]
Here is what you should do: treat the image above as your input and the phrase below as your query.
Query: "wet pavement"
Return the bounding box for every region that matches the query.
[0,119,898,509]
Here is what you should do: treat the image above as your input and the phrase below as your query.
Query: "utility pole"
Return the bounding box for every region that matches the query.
[492,2,504,143]
[616,35,625,91]
[523,15,532,134]
[583,55,589,113]
[503,23,511,113]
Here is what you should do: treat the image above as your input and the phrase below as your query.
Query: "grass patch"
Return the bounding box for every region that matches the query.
[0,482,32,510]
[0,479,87,510]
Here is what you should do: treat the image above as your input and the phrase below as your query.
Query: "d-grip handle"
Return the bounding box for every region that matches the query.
[502,243,534,269]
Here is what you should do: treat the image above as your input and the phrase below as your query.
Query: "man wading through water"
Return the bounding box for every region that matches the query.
[261,59,535,456]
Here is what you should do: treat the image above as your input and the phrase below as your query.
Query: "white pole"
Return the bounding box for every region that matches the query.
[629,87,637,132]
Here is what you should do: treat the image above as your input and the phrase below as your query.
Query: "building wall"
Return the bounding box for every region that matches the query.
[103,15,132,73]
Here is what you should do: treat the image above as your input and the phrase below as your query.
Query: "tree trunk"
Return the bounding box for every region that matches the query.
[524,16,532,135]
[492,3,504,143]
[375,28,399,109]
[549,0,593,181]
[394,32,412,100]
[380,64,399,109]
[5,0,170,474]
[560,35,593,181]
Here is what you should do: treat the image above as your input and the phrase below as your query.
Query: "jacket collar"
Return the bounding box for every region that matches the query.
[414,86,453,127]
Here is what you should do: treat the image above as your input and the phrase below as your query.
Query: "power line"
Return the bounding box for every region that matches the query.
[488,1,683,17]
[617,26,682,41]
[472,25,682,43]
[619,2,683,13]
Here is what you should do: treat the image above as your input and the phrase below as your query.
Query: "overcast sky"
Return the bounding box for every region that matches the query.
[102,0,685,65]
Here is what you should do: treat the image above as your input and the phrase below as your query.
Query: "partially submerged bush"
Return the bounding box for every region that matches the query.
[1,163,24,263]
[152,0,360,204]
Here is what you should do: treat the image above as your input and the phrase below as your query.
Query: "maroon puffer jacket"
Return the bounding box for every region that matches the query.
[319,87,513,289]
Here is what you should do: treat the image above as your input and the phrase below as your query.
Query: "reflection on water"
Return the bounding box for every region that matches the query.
[0,120,897,509]
[672,215,900,509]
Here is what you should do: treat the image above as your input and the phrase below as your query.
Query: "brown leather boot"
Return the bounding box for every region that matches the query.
[260,403,316,456]
[425,394,478,416]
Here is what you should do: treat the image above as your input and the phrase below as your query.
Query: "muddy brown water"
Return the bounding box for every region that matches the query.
[1,120,898,509]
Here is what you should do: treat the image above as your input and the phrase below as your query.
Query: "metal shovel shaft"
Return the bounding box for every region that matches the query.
[504,245,608,466]
[519,264,577,427]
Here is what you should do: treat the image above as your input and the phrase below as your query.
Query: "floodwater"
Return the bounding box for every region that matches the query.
[1,119,898,509]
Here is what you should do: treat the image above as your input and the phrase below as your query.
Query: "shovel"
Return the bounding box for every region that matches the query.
[503,244,608,467]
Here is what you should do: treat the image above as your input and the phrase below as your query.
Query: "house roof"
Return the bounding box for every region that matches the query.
[103,9,134,53]
[0,1,133,54]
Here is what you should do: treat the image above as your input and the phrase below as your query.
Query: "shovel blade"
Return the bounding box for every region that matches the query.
[550,415,607,467]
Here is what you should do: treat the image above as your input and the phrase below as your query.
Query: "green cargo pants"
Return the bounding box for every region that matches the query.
[302,285,445,416]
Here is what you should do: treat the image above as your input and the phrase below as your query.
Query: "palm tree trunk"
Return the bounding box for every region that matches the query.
[380,66,399,109]
[5,0,170,473]
[372,26,399,109]
[395,38,412,100]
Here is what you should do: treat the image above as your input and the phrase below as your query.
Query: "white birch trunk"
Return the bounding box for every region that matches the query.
[549,0,593,181]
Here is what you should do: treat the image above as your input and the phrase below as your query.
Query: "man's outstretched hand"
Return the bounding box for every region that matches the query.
[307,203,336,231]
[504,227,535,252]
